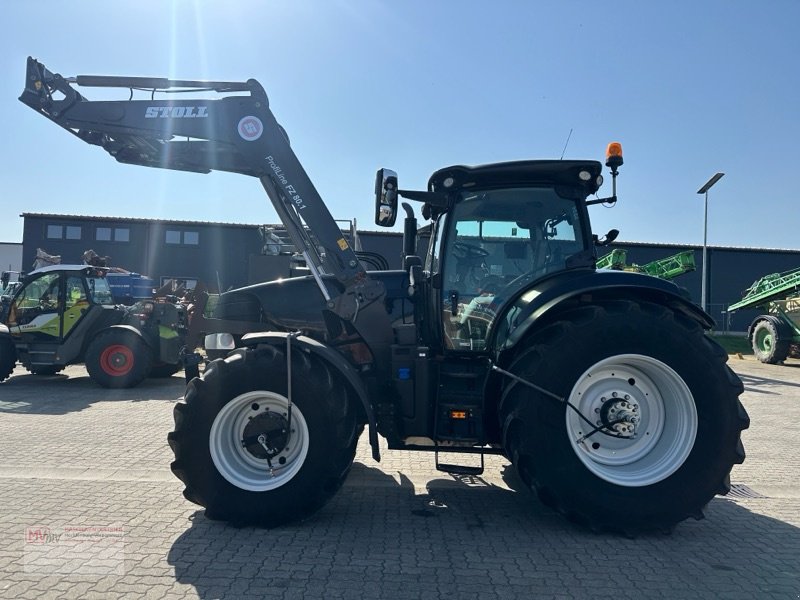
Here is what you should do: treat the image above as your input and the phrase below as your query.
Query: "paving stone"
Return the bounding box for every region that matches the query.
[0,359,799,598]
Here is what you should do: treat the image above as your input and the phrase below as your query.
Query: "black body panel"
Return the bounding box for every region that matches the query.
[493,268,712,354]
[212,270,411,344]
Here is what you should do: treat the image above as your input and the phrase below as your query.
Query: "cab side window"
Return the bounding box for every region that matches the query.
[8,273,61,326]
[66,276,88,308]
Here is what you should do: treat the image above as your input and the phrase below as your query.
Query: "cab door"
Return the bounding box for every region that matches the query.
[6,272,64,341]
[437,187,587,353]
[62,275,92,339]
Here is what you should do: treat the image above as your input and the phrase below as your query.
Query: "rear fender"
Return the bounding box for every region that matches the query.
[496,270,713,354]
[240,331,380,462]
[97,324,148,345]
[747,315,792,343]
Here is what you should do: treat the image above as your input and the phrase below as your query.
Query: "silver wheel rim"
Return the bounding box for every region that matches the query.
[566,354,697,487]
[209,390,309,492]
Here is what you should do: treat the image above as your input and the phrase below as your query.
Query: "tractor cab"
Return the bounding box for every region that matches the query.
[4,265,114,340]
[378,160,604,353]
[1,265,124,376]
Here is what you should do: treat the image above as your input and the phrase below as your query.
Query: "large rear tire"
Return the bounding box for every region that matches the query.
[751,318,790,364]
[85,329,153,388]
[168,345,360,527]
[0,338,16,382]
[500,300,749,533]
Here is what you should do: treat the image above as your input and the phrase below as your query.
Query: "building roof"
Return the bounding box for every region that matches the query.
[21,212,264,229]
[618,240,800,254]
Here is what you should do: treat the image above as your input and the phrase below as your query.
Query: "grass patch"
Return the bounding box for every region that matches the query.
[709,333,752,355]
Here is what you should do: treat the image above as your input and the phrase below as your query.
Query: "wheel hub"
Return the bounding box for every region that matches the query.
[242,411,289,459]
[600,396,640,437]
[109,353,128,368]
[209,391,309,492]
[100,344,134,375]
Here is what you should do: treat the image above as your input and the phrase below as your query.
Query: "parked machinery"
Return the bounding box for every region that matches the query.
[0,271,24,321]
[597,249,696,280]
[19,57,749,533]
[0,264,186,386]
[728,267,800,363]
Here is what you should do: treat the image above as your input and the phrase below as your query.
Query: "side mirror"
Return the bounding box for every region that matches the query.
[374,168,398,227]
[594,229,620,246]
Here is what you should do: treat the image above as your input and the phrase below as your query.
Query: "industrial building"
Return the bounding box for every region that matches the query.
[17,212,800,332]
[19,213,402,292]
[0,242,22,273]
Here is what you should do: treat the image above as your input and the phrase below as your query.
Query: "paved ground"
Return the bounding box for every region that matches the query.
[0,354,798,599]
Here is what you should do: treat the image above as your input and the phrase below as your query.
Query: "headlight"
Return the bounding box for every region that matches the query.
[204,333,235,351]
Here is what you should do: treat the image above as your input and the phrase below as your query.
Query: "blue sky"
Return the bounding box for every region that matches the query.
[1,1,799,250]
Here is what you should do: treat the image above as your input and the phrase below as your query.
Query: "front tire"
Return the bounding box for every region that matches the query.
[500,300,748,533]
[168,344,360,527]
[85,329,153,388]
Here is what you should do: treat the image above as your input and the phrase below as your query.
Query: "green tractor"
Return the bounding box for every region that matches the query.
[0,264,186,387]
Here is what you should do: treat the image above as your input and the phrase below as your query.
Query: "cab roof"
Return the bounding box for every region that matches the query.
[28,264,108,276]
[428,160,604,196]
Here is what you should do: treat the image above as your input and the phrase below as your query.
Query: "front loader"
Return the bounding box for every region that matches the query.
[19,57,748,533]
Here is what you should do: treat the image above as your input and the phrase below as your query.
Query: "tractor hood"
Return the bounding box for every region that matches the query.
[212,270,409,341]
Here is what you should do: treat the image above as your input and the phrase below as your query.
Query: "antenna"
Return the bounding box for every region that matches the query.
[559,128,573,160]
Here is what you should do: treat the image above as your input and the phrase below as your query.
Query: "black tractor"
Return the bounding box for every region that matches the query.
[20,57,748,533]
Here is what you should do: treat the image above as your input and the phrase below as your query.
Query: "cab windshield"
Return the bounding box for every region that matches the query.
[438,186,586,350]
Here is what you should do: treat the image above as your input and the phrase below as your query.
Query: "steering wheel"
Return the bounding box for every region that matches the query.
[452,242,490,260]
[477,275,504,294]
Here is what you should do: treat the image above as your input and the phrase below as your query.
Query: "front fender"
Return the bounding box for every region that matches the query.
[495,269,712,352]
[99,324,149,345]
[240,331,381,462]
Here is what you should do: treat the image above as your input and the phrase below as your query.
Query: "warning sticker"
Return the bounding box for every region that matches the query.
[337,238,349,251]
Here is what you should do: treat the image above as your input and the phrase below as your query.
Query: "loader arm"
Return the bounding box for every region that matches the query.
[19,57,384,322]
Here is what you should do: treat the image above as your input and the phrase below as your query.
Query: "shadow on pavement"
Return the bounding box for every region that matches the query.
[167,463,800,599]
[737,371,800,395]
[0,371,186,415]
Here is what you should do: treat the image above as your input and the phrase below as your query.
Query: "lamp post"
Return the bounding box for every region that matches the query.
[697,172,725,313]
